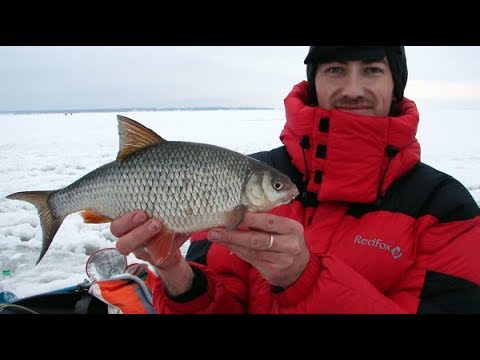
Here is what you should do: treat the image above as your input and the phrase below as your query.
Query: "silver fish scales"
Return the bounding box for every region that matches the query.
[54,141,262,232]
[6,115,299,265]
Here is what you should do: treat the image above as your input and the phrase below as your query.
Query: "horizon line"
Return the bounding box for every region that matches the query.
[0,106,278,115]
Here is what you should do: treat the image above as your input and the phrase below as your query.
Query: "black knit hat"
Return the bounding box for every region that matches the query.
[304,46,408,105]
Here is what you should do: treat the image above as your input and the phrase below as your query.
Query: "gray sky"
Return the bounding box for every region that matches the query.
[1,46,480,111]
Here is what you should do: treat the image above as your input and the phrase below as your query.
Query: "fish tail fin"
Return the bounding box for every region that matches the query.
[6,190,63,265]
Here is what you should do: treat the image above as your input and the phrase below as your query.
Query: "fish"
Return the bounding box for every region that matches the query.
[6,115,299,265]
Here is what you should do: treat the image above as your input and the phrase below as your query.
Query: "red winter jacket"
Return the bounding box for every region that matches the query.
[152,81,480,314]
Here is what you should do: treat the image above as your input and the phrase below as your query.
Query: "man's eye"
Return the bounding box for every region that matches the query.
[365,67,383,74]
[326,67,343,74]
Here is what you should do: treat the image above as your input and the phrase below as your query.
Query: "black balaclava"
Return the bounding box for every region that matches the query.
[304,46,408,111]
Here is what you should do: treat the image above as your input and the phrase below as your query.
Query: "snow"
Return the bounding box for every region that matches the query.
[1,103,479,299]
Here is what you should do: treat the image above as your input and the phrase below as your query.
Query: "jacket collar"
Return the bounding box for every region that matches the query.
[280,81,421,204]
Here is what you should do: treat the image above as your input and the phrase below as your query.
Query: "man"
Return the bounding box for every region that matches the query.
[112,46,480,313]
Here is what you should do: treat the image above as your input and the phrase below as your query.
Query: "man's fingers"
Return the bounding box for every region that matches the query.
[208,228,279,251]
[116,218,163,255]
[110,211,148,237]
[238,212,302,235]
[132,246,154,263]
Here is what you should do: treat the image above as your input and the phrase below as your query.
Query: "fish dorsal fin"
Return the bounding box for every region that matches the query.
[116,115,164,161]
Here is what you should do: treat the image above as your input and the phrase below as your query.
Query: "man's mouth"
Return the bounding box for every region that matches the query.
[335,106,373,115]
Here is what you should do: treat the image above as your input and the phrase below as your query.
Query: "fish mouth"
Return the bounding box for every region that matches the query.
[289,187,300,199]
[278,187,300,205]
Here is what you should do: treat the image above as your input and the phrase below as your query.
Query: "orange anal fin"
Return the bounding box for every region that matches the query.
[145,230,175,265]
[80,211,113,224]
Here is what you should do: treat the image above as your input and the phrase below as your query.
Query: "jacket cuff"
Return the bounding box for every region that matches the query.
[163,265,208,302]
[275,254,322,307]
[160,263,216,313]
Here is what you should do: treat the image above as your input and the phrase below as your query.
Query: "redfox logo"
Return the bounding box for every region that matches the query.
[353,235,403,260]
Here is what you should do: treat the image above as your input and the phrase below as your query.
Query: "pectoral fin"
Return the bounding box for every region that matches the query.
[224,205,247,230]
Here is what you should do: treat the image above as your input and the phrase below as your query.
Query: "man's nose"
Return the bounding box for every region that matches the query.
[340,74,366,98]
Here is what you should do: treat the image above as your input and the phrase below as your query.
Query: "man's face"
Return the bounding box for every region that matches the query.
[314,57,395,117]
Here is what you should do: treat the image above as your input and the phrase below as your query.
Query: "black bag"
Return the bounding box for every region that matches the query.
[0,282,108,314]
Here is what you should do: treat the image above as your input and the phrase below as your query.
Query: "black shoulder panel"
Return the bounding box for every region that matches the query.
[186,240,212,265]
[348,163,479,222]
[418,270,480,314]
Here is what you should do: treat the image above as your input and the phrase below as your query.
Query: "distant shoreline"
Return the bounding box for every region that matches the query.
[0,106,277,115]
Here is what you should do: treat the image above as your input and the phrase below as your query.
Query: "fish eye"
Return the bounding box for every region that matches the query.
[272,180,284,191]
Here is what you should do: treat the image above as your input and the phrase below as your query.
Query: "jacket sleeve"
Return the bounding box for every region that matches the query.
[151,238,409,314]
[151,216,480,314]
[391,179,480,314]
[151,218,480,314]
[272,179,480,314]
[271,218,480,314]
[271,253,409,313]
[151,239,251,314]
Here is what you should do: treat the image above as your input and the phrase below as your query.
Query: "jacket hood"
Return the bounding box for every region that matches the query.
[280,80,421,204]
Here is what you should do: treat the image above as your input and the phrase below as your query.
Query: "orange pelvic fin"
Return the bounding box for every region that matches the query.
[80,211,113,224]
[145,230,175,265]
